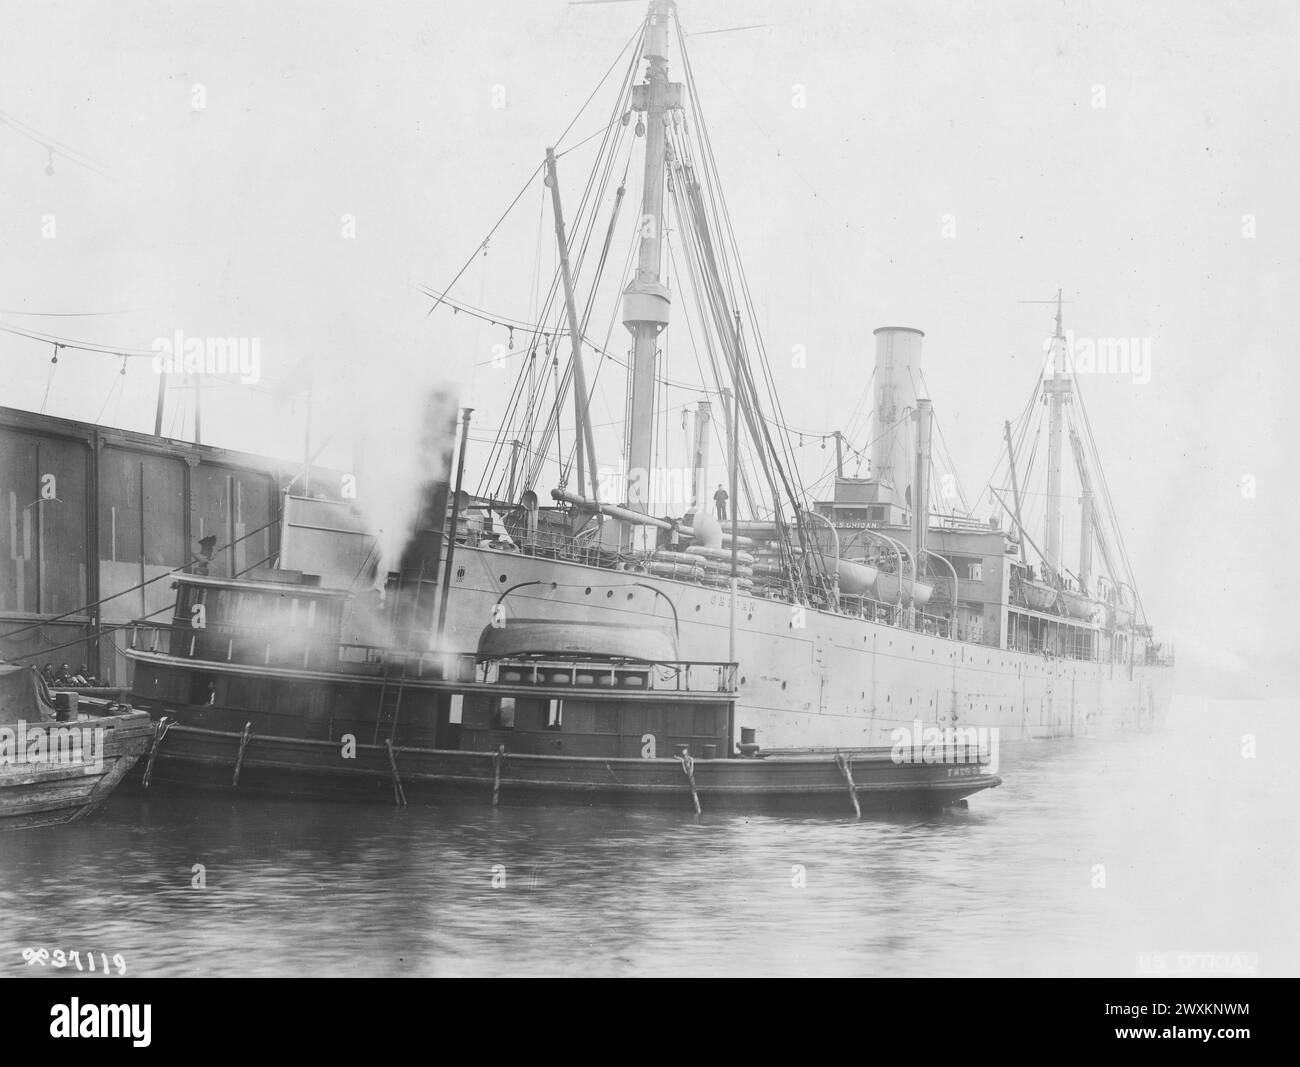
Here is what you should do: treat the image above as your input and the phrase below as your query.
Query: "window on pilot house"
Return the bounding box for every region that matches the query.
[188,672,218,707]
[495,697,516,729]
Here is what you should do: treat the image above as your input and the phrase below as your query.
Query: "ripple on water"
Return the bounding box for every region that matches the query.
[2,698,1296,976]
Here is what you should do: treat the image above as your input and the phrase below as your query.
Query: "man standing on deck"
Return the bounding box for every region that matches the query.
[713,484,729,521]
[192,534,217,576]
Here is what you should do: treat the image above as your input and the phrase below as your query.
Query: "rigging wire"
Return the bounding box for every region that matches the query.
[0,108,129,184]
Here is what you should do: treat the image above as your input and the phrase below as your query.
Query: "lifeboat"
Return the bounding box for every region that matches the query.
[1059,589,1101,621]
[873,572,934,607]
[1020,579,1058,612]
[820,555,879,595]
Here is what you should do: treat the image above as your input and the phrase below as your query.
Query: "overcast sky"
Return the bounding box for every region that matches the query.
[1,0,1296,692]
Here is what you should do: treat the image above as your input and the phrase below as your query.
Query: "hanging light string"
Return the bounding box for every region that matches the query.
[39,343,60,413]
[0,321,157,357]
[0,108,129,184]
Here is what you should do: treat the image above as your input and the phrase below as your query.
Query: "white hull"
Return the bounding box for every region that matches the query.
[440,546,1171,749]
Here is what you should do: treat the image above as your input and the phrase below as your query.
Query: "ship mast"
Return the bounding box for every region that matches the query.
[621,0,680,539]
[1041,289,1072,579]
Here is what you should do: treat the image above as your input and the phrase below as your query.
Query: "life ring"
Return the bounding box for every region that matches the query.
[687,546,756,565]
[652,550,701,565]
[701,564,753,579]
[647,561,704,579]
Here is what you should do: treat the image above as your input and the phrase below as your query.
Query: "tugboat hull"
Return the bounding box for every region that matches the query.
[131,722,1000,815]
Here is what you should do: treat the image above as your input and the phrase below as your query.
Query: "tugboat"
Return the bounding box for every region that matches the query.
[0,662,152,830]
[122,545,1000,814]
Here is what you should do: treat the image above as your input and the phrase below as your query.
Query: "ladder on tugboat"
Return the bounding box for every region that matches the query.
[371,657,408,746]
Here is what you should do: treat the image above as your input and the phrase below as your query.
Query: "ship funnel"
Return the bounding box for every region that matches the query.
[393,388,458,649]
[871,327,924,507]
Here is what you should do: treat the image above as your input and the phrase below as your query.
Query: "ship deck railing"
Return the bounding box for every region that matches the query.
[480,656,736,694]
[1008,637,1105,663]
[466,534,963,639]
[126,620,738,694]
[127,620,473,678]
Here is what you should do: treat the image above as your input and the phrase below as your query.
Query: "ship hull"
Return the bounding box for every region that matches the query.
[440,546,1171,748]
[128,722,1001,814]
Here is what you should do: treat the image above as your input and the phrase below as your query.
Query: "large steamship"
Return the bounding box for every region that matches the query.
[423,1,1174,750]
[0,2,1171,802]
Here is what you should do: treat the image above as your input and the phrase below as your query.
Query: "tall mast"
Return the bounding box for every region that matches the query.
[1042,289,1072,578]
[1003,419,1024,538]
[912,398,933,573]
[544,146,601,505]
[690,398,711,514]
[621,0,680,533]
[1068,424,1107,594]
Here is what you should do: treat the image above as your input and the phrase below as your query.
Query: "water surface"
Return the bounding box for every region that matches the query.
[2,697,1292,977]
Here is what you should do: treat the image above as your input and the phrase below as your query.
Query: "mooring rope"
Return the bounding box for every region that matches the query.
[231,722,253,787]
[141,717,173,789]
[492,745,506,806]
[385,739,407,807]
[679,750,701,814]
[834,751,862,819]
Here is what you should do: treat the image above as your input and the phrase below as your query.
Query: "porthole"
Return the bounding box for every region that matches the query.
[626,592,634,601]
[606,590,614,598]
[499,574,508,583]
[584,587,592,595]
[781,681,787,690]
[695,604,701,612]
